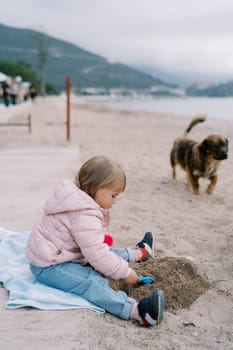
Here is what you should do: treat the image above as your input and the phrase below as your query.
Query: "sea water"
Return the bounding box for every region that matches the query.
[81,96,233,121]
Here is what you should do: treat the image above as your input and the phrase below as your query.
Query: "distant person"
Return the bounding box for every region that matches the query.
[26,156,165,327]
[29,86,37,102]
[1,80,10,107]
[10,79,18,105]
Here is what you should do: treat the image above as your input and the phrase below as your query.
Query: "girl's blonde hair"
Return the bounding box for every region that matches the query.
[75,156,126,198]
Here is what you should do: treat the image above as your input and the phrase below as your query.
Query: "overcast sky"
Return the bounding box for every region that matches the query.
[1,0,233,79]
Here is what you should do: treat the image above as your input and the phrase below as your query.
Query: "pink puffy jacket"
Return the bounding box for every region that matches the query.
[26,181,131,280]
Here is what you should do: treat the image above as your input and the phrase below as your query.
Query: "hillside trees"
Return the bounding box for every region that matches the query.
[0,60,59,94]
[0,61,39,89]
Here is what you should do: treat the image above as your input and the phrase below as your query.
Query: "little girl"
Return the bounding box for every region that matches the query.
[26,155,164,327]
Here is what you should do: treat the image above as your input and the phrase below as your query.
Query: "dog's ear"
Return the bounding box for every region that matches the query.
[225,138,229,152]
[199,139,211,155]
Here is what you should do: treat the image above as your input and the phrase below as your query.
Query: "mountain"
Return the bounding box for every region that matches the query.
[136,65,233,89]
[0,23,175,92]
[186,80,233,97]
[134,65,188,88]
[139,63,233,97]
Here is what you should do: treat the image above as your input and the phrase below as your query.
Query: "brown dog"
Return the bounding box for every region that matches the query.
[170,115,228,194]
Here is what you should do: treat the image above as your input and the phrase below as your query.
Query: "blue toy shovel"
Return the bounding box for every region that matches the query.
[138,276,154,285]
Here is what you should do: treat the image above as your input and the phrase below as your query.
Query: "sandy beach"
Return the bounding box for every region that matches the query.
[0,95,232,350]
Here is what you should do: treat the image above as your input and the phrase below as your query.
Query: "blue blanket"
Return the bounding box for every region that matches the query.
[0,228,104,313]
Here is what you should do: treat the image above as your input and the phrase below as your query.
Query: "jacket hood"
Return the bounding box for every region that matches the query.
[44,181,99,215]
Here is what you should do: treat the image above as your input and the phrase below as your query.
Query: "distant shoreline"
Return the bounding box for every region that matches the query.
[75,94,233,121]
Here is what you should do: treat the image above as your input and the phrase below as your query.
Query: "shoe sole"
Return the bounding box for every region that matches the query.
[156,290,165,324]
[151,232,155,258]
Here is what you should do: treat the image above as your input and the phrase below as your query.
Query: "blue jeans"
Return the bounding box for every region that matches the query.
[30,247,136,320]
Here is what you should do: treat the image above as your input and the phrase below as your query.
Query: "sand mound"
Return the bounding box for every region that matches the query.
[109,257,210,312]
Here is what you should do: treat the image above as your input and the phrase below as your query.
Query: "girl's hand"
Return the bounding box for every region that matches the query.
[125,270,139,285]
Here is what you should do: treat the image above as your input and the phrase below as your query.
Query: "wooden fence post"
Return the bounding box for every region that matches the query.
[66,75,71,144]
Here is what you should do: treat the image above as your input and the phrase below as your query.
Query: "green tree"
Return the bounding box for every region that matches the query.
[0,61,39,89]
[0,61,59,95]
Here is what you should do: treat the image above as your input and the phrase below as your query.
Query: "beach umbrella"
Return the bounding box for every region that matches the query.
[0,72,8,82]
[16,76,22,83]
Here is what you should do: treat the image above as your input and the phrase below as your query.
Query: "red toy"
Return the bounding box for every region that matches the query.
[103,232,113,246]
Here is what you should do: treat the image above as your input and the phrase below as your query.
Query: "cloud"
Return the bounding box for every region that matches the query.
[1,0,233,76]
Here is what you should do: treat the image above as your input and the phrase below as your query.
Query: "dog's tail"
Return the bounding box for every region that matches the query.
[183,114,207,136]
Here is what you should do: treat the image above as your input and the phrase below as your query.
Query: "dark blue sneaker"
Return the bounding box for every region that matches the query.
[136,232,154,261]
[138,290,165,327]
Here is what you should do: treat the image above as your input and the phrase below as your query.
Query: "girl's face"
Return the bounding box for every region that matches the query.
[94,183,123,209]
